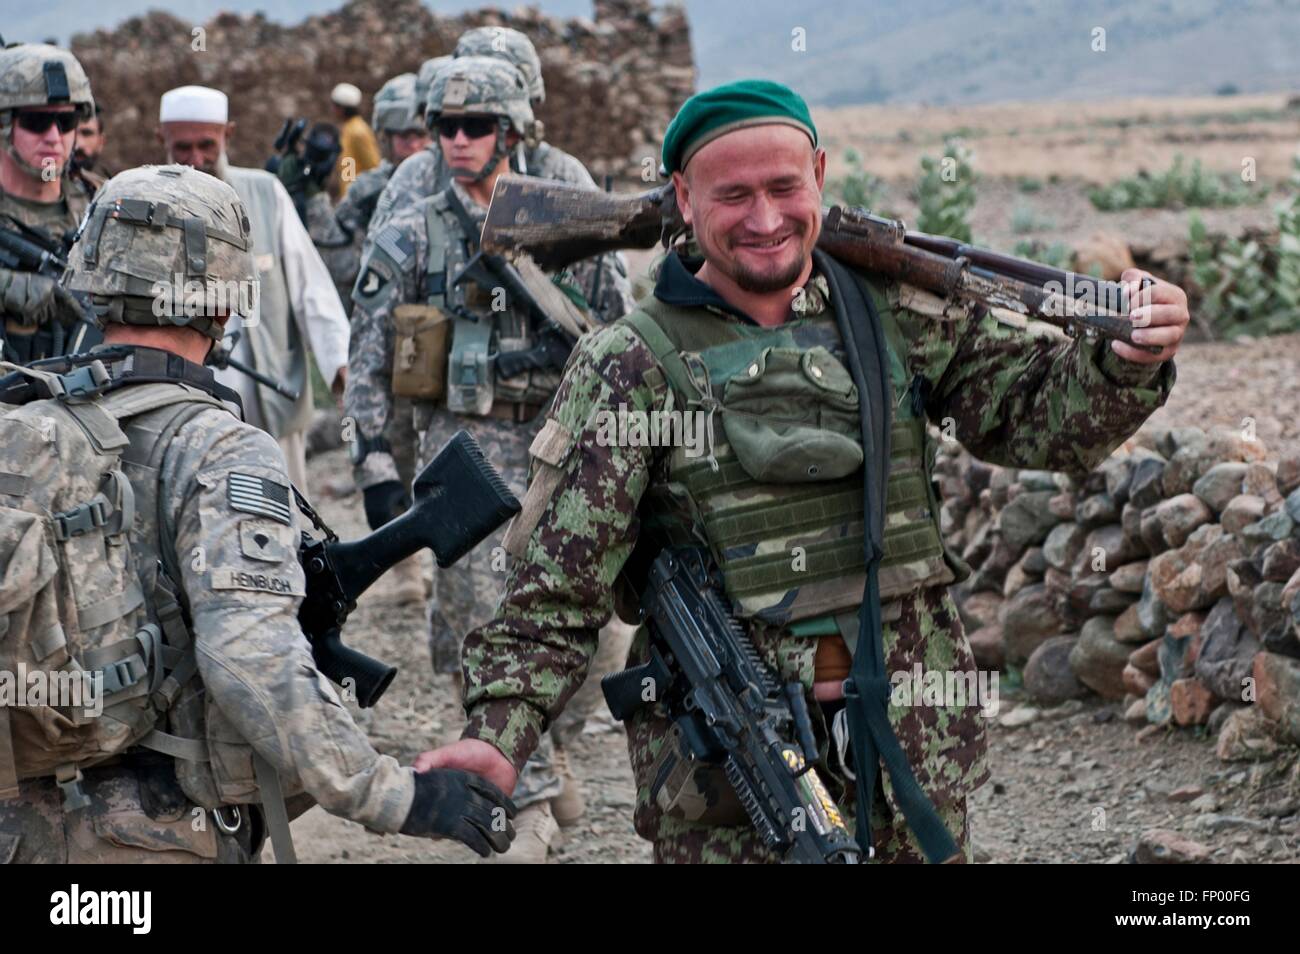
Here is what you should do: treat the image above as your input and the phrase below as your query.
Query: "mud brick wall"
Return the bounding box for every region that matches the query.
[70,0,695,185]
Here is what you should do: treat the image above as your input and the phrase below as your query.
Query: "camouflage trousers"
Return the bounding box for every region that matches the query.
[415,408,561,809]
[0,760,262,864]
[388,394,420,489]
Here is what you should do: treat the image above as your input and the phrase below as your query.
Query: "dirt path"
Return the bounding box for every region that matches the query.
[283,333,1300,864]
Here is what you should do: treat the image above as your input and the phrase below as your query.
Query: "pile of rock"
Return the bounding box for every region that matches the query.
[70,0,694,186]
[936,425,1300,760]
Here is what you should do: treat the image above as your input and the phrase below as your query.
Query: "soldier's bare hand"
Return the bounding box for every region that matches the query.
[414,738,518,797]
[1111,267,1189,365]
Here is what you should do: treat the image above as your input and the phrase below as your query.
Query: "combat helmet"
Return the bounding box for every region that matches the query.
[372,72,423,133]
[65,164,257,341]
[0,42,95,178]
[415,56,453,118]
[427,56,533,182]
[454,26,544,104]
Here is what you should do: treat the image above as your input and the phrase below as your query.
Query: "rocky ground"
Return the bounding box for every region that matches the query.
[280,331,1300,864]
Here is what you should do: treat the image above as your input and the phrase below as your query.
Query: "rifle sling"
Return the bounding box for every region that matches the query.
[817,249,957,864]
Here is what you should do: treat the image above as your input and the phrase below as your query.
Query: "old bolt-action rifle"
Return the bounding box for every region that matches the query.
[479,175,1159,352]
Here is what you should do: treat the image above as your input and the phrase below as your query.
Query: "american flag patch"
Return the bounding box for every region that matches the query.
[375,225,414,267]
[228,472,292,526]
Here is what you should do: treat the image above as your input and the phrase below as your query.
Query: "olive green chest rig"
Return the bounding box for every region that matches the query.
[412,188,557,415]
[621,256,954,630]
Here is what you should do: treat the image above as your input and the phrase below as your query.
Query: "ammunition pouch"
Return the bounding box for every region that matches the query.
[721,345,864,483]
[446,317,494,416]
[391,304,449,400]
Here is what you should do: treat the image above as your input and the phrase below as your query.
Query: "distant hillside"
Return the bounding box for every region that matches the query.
[10,0,1300,107]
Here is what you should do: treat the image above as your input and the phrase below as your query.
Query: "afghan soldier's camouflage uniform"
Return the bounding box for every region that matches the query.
[459,251,1174,862]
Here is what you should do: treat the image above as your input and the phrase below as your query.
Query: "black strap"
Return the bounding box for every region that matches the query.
[818,249,958,863]
[0,346,243,414]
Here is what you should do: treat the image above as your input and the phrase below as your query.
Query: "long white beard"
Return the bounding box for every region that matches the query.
[164,146,230,181]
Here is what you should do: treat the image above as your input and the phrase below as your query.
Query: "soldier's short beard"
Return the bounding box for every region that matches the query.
[731,254,810,294]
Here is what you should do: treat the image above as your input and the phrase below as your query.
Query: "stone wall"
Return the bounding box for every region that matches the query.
[938,425,1300,761]
[70,0,694,186]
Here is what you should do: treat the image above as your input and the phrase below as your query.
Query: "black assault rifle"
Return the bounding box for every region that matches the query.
[601,548,861,864]
[297,429,520,706]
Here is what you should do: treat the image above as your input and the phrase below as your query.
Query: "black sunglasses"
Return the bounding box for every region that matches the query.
[434,116,499,140]
[14,110,80,135]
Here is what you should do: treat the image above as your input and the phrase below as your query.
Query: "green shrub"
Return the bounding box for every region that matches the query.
[916,137,976,241]
[1090,155,1261,210]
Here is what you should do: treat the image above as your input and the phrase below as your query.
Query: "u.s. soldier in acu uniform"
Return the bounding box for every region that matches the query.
[0,43,102,363]
[419,80,1190,863]
[346,56,624,862]
[368,27,634,326]
[0,164,514,863]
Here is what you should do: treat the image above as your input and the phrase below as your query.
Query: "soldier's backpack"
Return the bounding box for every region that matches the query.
[0,361,228,809]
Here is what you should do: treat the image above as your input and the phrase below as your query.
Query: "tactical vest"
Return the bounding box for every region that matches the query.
[419,189,557,414]
[621,271,955,631]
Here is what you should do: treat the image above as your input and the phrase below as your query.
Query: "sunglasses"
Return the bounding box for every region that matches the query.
[435,116,498,140]
[14,110,80,135]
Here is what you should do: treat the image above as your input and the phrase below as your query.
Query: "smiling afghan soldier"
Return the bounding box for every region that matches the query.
[418,80,1188,863]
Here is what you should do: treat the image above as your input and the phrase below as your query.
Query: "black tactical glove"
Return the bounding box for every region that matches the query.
[0,267,82,327]
[400,768,517,857]
[363,480,410,531]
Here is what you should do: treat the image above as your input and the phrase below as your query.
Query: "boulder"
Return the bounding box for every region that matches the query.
[1077,493,1120,527]
[1253,652,1300,742]
[997,490,1061,551]
[1191,462,1249,514]
[1128,456,1167,509]
[1153,494,1212,549]
[1042,522,1087,572]
[1133,829,1212,864]
[1024,636,1088,704]
[1215,706,1279,761]
[1000,584,1062,664]
[1171,678,1217,726]
[1221,494,1266,534]
[1262,539,1300,583]
[1069,615,1129,699]
[1194,598,1258,702]
[1277,453,1300,497]
[1122,662,1155,695]
[967,624,1005,671]
[1129,637,1162,677]
[1109,560,1149,594]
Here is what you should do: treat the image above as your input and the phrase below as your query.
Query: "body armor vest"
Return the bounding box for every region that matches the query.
[621,269,955,629]
[419,189,558,414]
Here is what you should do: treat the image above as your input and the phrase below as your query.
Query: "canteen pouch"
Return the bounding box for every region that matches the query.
[391,304,449,401]
[446,317,494,416]
[721,345,864,483]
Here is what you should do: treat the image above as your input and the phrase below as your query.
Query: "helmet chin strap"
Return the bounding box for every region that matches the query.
[464,118,511,183]
[2,127,62,182]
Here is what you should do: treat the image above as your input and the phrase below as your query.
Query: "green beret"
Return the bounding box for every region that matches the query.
[661,79,818,175]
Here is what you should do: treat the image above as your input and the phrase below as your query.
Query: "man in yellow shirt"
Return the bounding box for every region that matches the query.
[331,82,380,194]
